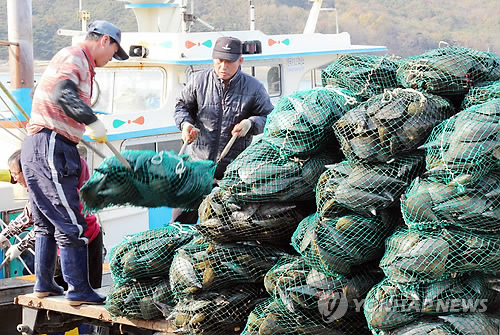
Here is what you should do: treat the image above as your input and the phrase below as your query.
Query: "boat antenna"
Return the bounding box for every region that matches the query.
[249,0,255,31]
[182,0,215,32]
[78,0,90,31]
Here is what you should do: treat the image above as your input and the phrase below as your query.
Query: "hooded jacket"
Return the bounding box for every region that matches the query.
[175,67,273,179]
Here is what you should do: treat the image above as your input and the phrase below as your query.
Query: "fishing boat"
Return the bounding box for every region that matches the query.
[0,0,386,266]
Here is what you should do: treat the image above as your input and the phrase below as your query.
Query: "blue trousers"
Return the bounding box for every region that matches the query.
[21,129,88,247]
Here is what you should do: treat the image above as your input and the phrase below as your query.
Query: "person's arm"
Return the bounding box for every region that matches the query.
[15,228,35,253]
[174,75,198,131]
[51,79,98,126]
[0,203,33,240]
[247,83,274,135]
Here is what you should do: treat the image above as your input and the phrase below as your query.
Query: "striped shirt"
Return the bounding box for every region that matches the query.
[27,45,94,144]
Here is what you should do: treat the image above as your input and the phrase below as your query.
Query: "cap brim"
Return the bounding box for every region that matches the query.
[212,50,241,62]
[113,46,129,61]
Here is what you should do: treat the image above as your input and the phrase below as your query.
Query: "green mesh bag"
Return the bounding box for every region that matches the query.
[380,227,500,285]
[333,88,454,163]
[321,54,402,100]
[396,46,500,96]
[243,298,371,335]
[196,188,305,245]
[263,255,382,313]
[402,171,500,233]
[169,237,289,299]
[105,278,172,320]
[263,86,357,157]
[80,150,215,212]
[364,275,493,332]
[166,284,265,335]
[291,213,394,275]
[421,99,500,186]
[385,313,498,335]
[219,138,338,202]
[109,224,195,284]
[461,81,500,110]
[316,155,424,217]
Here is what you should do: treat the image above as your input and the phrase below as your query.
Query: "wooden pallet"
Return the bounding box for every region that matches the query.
[14,292,175,333]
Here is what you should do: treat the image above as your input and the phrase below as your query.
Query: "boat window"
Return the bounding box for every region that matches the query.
[121,133,183,154]
[91,68,165,115]
[299,68,323,91]
[242,65,282,97]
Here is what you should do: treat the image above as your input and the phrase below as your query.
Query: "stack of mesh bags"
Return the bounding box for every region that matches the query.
[105,224,195,320]
[219,86,358,203]
[373,87,500,333]
[320,47,500,334]
[81,149,215,212]
[166,236,289,334]
[396,46,500,108]
[195,87,358,251]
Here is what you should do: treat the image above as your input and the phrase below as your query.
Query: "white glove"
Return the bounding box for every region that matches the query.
[231,119,252,137]
[4,243,22,261]
[181,122,199,144]
[87,119,107,143]
[0,233,10,249]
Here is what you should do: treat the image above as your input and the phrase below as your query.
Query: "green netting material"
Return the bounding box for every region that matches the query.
[364,275,493,332]
[321,54,402,100]
[263,86,357,157]
[291,213,395,275]
[169,237,288,299]
[219,138,338,202]
[401,171,500,233]
[105,278,172,320]
[381,228,500,284]
[316,155,424,217]
[196,188,305,245]
[242,298,371,335]
[166,284,265,335]
[109,224,195,284]
[264,255,382,313]
[396,46,500,96]
[384,314,498,335]
[421,98,500,186]
[80,150,215,212]
[333,88,454,163]
[461,81,500,110]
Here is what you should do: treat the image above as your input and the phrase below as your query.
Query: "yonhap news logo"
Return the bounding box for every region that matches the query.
[318,291,350,322]
[318,290,489,323]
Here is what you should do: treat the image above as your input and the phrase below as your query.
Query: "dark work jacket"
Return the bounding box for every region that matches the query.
[175,67,274,179]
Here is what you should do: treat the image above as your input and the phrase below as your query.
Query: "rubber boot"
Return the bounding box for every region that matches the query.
[59,245,105,306]
[33,236,64,298]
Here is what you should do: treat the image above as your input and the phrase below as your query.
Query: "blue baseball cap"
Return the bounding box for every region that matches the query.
[88,20,129,60]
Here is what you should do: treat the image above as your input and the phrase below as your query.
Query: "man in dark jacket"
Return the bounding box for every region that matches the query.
[174,36,273,222]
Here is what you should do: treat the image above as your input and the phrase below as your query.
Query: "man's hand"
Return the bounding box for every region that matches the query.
[4,244,22,261]
[87,119,107,143]
[0,233,10,249]
[182,122,199,144]
[231,119,252,137]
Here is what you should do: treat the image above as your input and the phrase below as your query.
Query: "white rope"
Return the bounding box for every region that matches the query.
[323,85,358,106]
[356,55,386,97]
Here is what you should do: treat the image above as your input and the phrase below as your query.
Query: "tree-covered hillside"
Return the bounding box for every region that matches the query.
[0,0,498,61]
